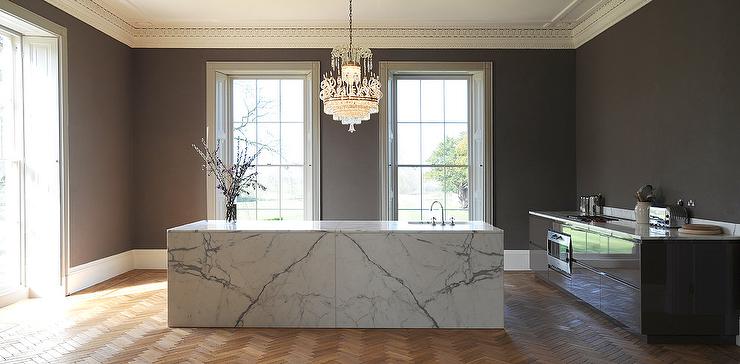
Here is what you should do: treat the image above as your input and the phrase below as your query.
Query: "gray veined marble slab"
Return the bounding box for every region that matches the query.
[167,221,504,329]
[336,232,504,328]
[168,231,336,327]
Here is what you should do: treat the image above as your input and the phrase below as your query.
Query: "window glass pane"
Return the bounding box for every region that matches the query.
[281,79,303,122]
[256,123,280,165]
[398,209,421,221]
[397,166,421,210]
[421,166,443,210]
[281,166,303,210]
[256,166,279,209]
[421,123,444,165]
[257,209,281,221]
[396,123,420,165]
[280,123,303,165]
[233,122,256,158]
[281,209,304,221]
[236,208,255,221]
[256,79,280,122]
[420,80,443,122]
[236,188,257,209]
[231,76,309,221]
[447,209,469,221]
[443,167,469,210]
[232,79,256,123]
[444,80,468,122]
[396,80,420,122]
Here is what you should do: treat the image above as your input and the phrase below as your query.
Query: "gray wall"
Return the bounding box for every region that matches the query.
[576,0,740,222]
[132,48,575,250]
[11,0,133,266]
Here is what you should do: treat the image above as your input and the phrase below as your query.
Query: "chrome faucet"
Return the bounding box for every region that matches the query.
[430,201,445,226]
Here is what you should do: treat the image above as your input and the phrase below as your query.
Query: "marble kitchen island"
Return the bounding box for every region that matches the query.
[167,220,504,329]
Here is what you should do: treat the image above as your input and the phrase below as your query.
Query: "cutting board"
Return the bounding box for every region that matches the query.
[678,224,723,235]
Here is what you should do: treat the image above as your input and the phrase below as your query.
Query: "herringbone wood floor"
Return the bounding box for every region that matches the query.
[0,270,738,363]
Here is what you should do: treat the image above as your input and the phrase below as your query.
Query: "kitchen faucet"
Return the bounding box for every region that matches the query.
[430,200,445,226]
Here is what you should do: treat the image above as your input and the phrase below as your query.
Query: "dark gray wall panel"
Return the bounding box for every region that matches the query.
[576,0,740,222]
[132,48,575,250]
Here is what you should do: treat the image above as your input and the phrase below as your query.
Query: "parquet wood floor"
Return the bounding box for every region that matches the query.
[0,270,738,363]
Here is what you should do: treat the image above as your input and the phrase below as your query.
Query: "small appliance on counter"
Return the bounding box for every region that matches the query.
[649,201,689,228]
[578,194,604,216]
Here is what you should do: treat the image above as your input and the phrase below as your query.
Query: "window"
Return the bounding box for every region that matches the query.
[0,1,67,302]
[395,77,471,221]
[0,29,22,294]
[380,63,492,223]
[206,62,320,221]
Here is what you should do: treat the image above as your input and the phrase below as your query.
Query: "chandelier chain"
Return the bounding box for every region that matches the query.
[348,0,353,52]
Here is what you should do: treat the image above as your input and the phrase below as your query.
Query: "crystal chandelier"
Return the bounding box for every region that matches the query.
[320,0,382,133]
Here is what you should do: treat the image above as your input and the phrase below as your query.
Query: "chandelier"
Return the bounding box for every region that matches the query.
[319,0,382,133]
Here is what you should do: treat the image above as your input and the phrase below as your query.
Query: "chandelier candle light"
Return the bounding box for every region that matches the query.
[320,0,382,133]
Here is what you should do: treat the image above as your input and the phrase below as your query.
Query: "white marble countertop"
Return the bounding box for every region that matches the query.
[530,211,740,241]
[169,220,503,233]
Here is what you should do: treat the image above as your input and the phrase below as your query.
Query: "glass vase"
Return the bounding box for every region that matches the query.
[225,202,237,223]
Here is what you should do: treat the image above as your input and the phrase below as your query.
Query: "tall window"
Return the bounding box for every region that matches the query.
[0,29,21,294]
[380,63,492,223]
[207,62,320,221]
[396,77,470,221]
[0,1,65,302]
[231,78,306,220]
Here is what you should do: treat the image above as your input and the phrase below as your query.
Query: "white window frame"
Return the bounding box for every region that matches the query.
[379,62,493,223]
[0,0,70,301]
[205,62,321,220]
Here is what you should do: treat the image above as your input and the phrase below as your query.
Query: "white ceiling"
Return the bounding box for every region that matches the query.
[97,0,603,28]
[44,0,652,48]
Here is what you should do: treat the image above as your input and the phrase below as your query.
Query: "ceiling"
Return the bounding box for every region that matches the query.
[97,0,600,28]
[44,0,652,48]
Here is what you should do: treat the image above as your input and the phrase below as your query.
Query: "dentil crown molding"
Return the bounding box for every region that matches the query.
[44,0,650,49]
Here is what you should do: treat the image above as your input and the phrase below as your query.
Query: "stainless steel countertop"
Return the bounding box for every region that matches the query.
[530,211,740,241]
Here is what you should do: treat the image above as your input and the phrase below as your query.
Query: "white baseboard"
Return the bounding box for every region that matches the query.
[133,249,167,269]
[67,250,134,294]
[0,287,29,308]
[504,250,530,271]
[66,249,167,294]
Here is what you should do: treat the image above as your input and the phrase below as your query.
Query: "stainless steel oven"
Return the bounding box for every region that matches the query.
[547,230,572,276]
